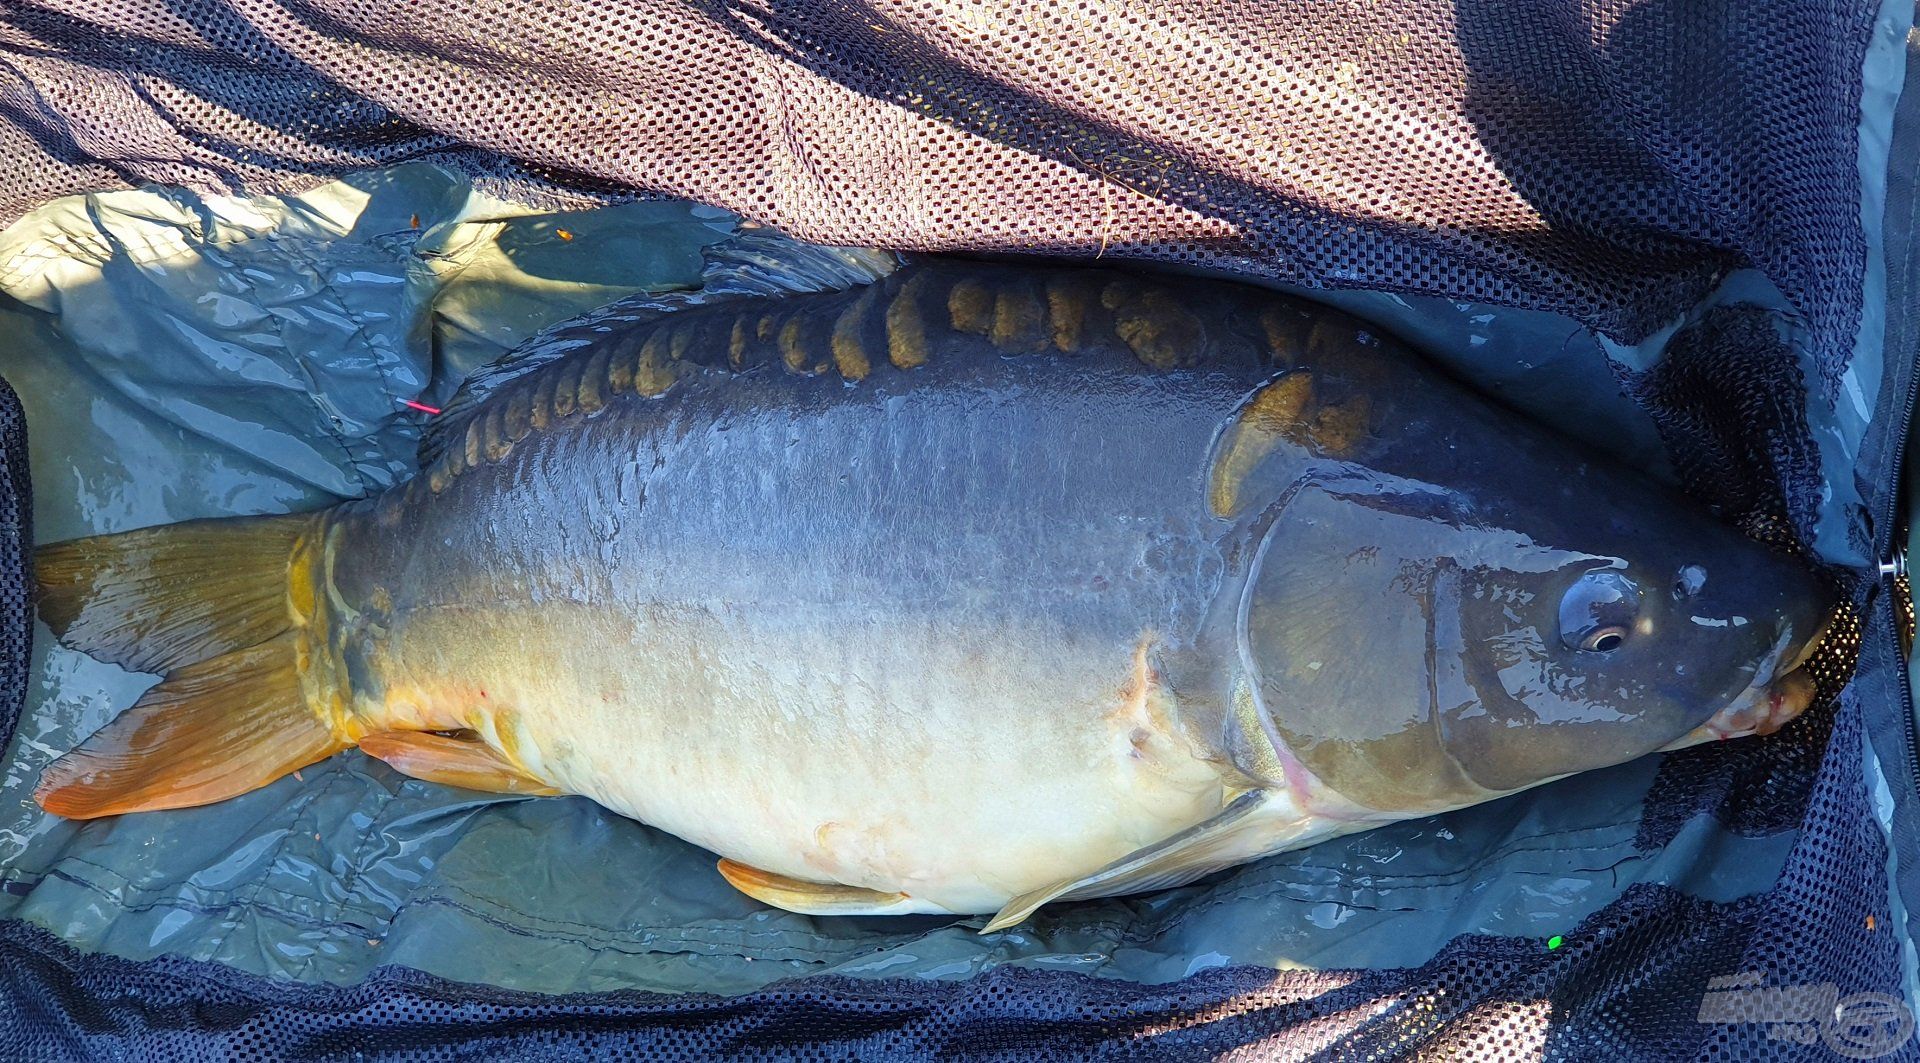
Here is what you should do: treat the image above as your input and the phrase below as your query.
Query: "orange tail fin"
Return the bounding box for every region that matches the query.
[32,514,345,819]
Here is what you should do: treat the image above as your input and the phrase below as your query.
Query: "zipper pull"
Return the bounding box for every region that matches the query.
[1881,546,1908,582]
[1886,546,1914,658]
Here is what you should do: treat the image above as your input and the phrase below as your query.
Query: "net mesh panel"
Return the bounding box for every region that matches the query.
[0,889,1795,1060]
[1629,306,1869,849]
[0,0,1879,382]
[0,378,24,765]
[0,0,1907,1059]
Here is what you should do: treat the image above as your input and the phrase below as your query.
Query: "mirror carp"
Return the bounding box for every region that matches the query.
[33,254,1833,931]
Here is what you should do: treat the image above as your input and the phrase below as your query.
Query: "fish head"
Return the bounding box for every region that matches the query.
[1234,450,1834,815]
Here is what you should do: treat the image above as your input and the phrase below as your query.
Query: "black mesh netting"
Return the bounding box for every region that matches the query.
[0,888,1783,1059]
[0,378,24,776]
[0,0,1913,1059]
[0,0,1881,385]
[1628,306,1869,850]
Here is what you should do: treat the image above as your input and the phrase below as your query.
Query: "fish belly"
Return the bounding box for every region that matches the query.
[374,601,1229,913]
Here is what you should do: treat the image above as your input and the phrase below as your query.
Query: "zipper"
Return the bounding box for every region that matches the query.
[1881,538,1911,657]
[1880,352,1919,827]
[1879,396,1919,999]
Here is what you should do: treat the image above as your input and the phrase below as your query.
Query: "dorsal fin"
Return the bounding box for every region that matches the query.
[417,229,905,470]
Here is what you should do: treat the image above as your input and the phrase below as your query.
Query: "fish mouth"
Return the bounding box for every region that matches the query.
[1780,607,1836,677]
[1660,608,1836,751]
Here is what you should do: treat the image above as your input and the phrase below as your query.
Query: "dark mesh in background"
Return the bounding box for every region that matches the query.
[0,377,24,758]
[1696,674,1911,1061]
[0,887,1779,1060]
[0,0,1910,1059]
[0,0,1878,383]
[1625,307,1832,548]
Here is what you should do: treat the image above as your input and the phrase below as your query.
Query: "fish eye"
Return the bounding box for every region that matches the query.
[1582,626,1629,653]
[1560,570,1641,654]
[1672,564,1707,600]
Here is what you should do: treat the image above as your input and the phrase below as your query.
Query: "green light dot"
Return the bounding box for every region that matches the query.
[1546,936,1564,950]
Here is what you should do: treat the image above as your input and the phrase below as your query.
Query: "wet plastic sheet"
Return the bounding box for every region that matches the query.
[0,167,1829,999]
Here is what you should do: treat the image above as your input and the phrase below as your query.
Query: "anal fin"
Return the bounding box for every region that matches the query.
[358,731,561,796]
[981,788,1284,933]
[716,859,925,916]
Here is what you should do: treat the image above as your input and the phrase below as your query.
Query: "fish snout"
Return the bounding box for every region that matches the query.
[1668,599,1838,749]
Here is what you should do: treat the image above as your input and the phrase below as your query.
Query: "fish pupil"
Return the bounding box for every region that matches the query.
[1560,570,1641,652]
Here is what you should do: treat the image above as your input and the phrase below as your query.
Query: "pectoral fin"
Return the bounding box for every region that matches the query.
[716,859,926,916]
[982,789,1278,933]
[357,731,561,796]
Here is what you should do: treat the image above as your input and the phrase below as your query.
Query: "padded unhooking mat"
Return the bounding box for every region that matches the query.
[0,1,1915,1058]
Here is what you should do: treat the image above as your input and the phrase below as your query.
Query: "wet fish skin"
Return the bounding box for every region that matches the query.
[34,258,1833,926]
[304,259,1827,911]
